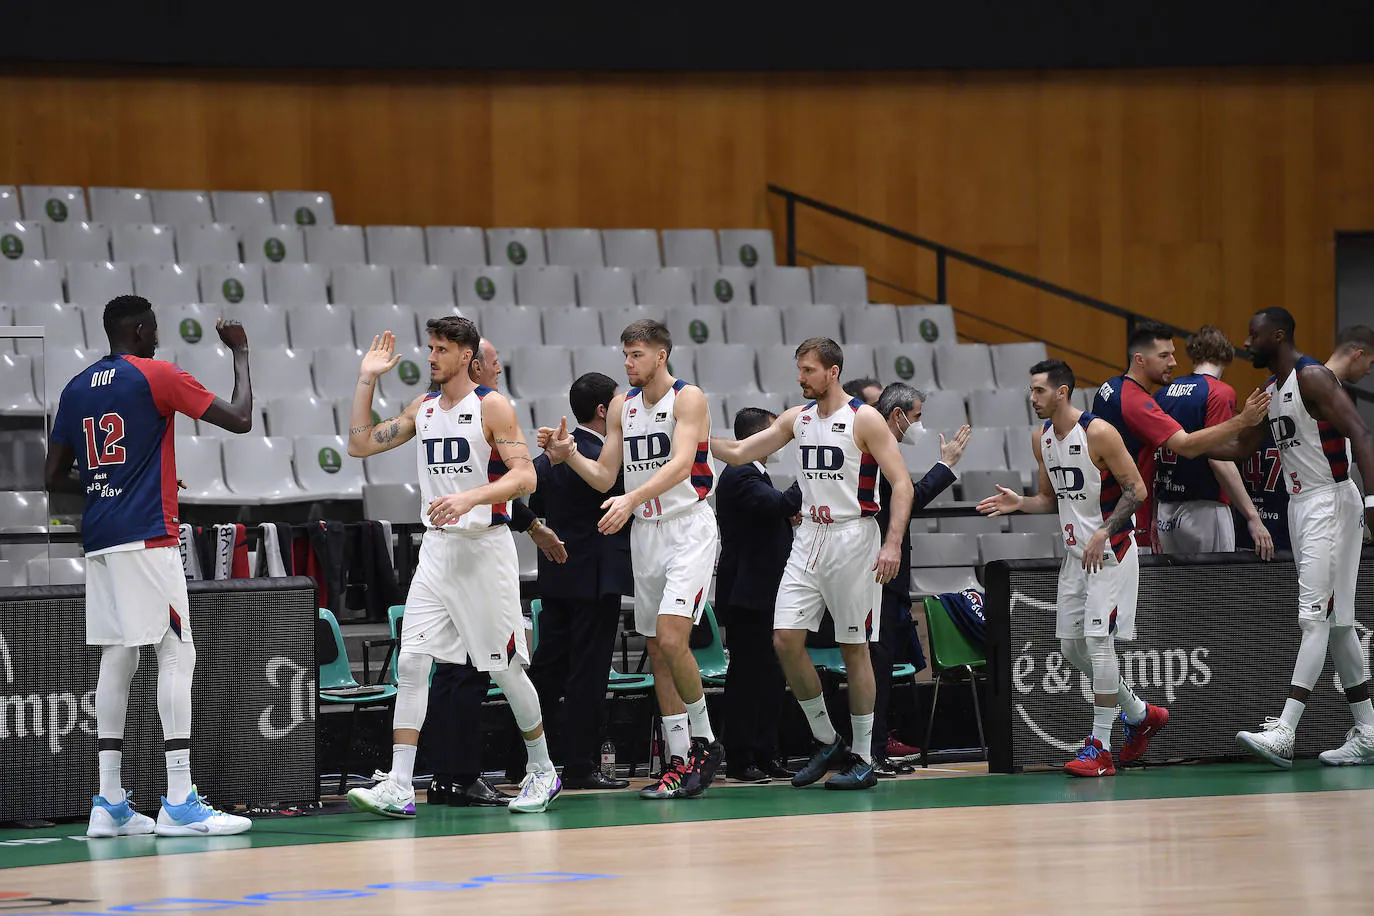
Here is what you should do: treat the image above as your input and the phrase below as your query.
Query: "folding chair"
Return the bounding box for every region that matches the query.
[920,595,987,766]
[318,608,397,792]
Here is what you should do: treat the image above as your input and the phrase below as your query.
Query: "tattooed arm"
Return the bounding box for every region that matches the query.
[1082,417,1146,573]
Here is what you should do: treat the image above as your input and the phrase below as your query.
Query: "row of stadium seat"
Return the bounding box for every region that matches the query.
[0,260,879,312]
[0,339,1053,413]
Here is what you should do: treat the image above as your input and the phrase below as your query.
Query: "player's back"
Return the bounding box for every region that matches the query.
[52,354,215,553]
[1268,355,1352,497]
[1040,414,1133,563]
[415,385,510,531]
[1153,372,1233,504]
[1093,375,1149,462]
[620,378,715,521]
[792,397,879,524]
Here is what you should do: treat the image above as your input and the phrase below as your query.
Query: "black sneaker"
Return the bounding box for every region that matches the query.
[871,756,913,779]
[639,756,691,799]
[791,738,849,788]
[825,754,878,790]
[680,739,723,798]
[726,766,771,784]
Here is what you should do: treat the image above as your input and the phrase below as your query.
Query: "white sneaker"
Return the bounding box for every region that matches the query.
[1318,724,1374,766]
[155,786,253,836]
[347,773,416,819]
[509,768,561,814]
[1236,717,1295,769]
[87,794,155,838]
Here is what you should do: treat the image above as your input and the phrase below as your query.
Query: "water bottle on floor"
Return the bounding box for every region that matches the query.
[600,740,617,779]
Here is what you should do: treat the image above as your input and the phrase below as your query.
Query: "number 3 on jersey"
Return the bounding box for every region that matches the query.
[82,413,127,467]
[1064,523,1077,546]
[641,497,664,519]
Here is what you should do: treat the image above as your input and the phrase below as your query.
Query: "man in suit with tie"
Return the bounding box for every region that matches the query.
[525,372,636,789]
[716,407,804,782]
[869,382,970,775]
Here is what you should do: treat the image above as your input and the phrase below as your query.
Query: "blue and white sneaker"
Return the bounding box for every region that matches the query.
[155,786,253,836]
[87,794,155,838]
[824,754,879,790]
[347,773,417,820]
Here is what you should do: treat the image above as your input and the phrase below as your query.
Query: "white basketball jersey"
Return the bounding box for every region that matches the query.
[621,378,715,521]
[415,386,510,531]
[1040,414,1133,563]
[1266,355,1351,497]
[792,397,879,524]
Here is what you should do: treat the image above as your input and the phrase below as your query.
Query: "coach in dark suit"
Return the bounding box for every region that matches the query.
[869,382,969,776]
[524,371,635,789]
[716,407,804,782]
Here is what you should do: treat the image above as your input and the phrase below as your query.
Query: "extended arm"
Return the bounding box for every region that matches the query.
[347,333,419,457]
[198,319,254,433]
[1211,459,1274,560]
[1167,388,1270,459]
[978,429,1056,517]
[546,400,624,494]
[709,406,800,466]
[735,469,804,519]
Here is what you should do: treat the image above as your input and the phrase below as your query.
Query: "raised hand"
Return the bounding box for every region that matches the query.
[977,485,1023,518]
[940,425,972,467]
[1238,388,1271,426]
[215,318,249,353]
[360,332,403,381]
[543,417,574,464]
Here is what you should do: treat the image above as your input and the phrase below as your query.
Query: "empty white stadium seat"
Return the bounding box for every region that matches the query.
[222,436,307,502]
[211,191,274,228]
[474,305,542,348]
[317,349,372,402]
[243,224,305,265]
[222,302,290,351]
[724,306,783,347]
[425,227,487,267]
[254,349,318,402]
[150,190,213,226]
[376,346,431,405]
[288,304,355,350]
[907,534,981,595]
[935,344,995,390]
[665,305,723,348]
[200,264,265,306]
[635,267,695,307]
[0,353,42,414]
[542,308,603,347]
[546,229,605,267]
[694,344,760,395]
[67,261,134,305]
[175,343,235,399]
[455,265,515,308]
[968,389,1031,427]
[509,346,573,398]
[36,346,98,408]
[955,427,1009,471]
[14,302,86,350]
[21,186,88,223]
[365,226,427,267]
[919,390,968,430]
[978,533,1058,564]
[899,305,958,345]
[266,394,338,436]
[662,230,718,268]
[363,449,416,487]
[0,221,45,261]
[783,304,843,342]
[601,229,661,268]
[176,223,240,266]
[133,263,198,304]
[356,303,420,350]
[571,345,626,383]
[938,515,1007,536]
[272,191,335,227]
[331,264,394,306]
[89,188,153,225]
[695,266,753,307]
[725,391,785,421]
[47,221,111,261]
[488,228,547,267]
[844,343,877,381]
[177,436,237,505]
[990,341,1050,388]
[576,267,637,309]
[754,267,813,306]
[24,557,86,586]
[755,344,800,395]
[160,303,216,353]
[0,186,22,221]
[393,265,456,308]
[516,265,578,309]
[0,259,64,305]
[811,266,868,306]
[304,225,366,266]
[264,263,329,306]
[718,230,774,269]
[842,304,900,346]
[960,469,1025,503]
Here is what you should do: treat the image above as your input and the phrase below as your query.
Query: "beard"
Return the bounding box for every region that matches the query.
[1250,350,1272,370]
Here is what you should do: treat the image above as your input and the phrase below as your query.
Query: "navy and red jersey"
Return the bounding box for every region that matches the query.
[1152,372,1236,504]
[1093,374,1183,542]
[51,354,216,554]
[1234,432,1291,552]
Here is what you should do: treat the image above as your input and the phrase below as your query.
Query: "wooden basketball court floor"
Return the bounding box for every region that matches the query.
[3,762,1372,915]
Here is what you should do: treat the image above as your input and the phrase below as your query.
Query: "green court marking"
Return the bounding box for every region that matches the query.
[3,762,1371,870]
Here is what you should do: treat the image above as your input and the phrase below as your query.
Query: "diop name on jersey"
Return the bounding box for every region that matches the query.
[626,459,668,473]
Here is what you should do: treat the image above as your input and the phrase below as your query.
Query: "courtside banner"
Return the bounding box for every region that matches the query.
[0,577,318,822]
[984,554,1373,773]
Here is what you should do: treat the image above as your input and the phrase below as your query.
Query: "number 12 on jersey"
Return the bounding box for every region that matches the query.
[82,413,127,467]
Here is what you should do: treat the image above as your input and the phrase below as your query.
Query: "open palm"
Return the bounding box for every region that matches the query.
[361,331,402,379]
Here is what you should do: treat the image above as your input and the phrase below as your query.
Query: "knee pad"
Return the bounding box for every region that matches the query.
[1329,624,1368,690]
[1292,617,1331,690]
[1084,635,1120,695]
[489,666,543,733]
[96,647,140,738]
[1060,638,1091,676]
[154,633,197,741]
[393,653,433,731]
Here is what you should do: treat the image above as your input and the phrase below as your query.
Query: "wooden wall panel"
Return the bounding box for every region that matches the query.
[2,65,1372,387]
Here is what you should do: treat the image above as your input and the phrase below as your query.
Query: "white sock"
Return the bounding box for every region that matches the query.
[1350,699,1374,728]
[1279,697,1305,731]
[685,696,715,743]
[1118,682,1147,724]
[165,749,191,805]
[799,694,839,745]
[1091,707,1115,751]
[392,744,417,786]
[98,750,124,804]
[523,732,554,773]
[663,713,690,762]
[851,713,875,764]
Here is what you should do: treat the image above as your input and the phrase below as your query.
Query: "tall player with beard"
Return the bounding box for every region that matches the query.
[540,320,723,800]
[344,319,561,817]
[979,359,1170,776]
[712,338,913,790]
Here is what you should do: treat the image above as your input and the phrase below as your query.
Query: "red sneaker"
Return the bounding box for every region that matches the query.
[885,732,921,762]
[1118,704,1169,764]
[1063,737,1116,777]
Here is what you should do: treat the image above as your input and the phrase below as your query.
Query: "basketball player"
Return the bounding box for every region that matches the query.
[1223,308,1374,767]
[978,359,1170,776]
[1094,319,1271,543]
[538,319,723,799]
[344,319,560,816]
[1152,326,1274,558]
[1325,325,1374,391]
[711,338,914,790]
[45,295,254,837]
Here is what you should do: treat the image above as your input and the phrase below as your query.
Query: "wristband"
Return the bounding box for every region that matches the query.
[1364,496,1374,509]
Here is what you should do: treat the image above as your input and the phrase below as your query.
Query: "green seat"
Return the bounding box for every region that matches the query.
[921,595,987,766]
[692,602,729,685]
[806,645,847,676]
[317,608,397,793]
[892,662,917,679]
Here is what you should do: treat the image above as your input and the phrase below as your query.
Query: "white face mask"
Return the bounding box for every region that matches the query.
[895,411,923,443]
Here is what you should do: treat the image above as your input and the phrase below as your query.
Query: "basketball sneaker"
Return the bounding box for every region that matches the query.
[1118,704,1170,764]
[154,787,253,836]
[1063,737,1116,777]
[1236,718,1295,770]
[1318,723,1374,766]
[347,773,417,819]
[639,756,692,799]
[680,738,723,797]
[791,737,849,788]
[87,794,155,838]
[825,755,878,790]
[509,767,562,814]
[885,732,922,764]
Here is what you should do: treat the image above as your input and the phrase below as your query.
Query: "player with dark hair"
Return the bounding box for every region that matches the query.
[46,295,254,837]
[344,317,560,817]
[539,319,724,799]
[979,359,1169,776]
[712,338,914,790]
[842,377,882,406]
[1217,308,1374,767]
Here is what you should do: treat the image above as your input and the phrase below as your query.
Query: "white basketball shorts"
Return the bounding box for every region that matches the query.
[775,516,882,645]
[403,525,528,672]
[1155,500,1236,554]
[631,501,718,638]
[1056,545,1138,641]
[1289,480,1362,626]
[86,545,190,647]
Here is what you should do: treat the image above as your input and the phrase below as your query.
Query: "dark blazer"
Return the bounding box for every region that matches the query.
[715,463,804,614]
[878,461,959,607]
[527,426,633,601]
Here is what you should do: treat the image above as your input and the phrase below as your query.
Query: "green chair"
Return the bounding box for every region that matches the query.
[692,602,729,686]
[920,595,987,766]
[317,608,397,793]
